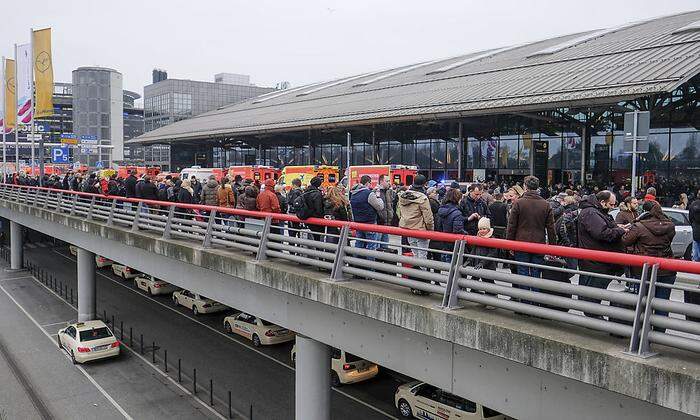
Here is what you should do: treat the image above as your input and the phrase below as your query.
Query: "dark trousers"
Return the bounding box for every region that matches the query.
[579,274,613,318]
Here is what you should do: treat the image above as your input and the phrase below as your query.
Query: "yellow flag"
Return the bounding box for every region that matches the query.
[32,28,53,118]
[4,58,15,130]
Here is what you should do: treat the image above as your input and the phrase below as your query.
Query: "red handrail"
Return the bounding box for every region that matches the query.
[5,183,700,275]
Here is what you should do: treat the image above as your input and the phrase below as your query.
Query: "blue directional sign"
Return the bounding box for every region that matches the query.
[95,161,104,169]
[51,146,70,163]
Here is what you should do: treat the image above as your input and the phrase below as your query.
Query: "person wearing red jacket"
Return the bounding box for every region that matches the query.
[256,179,281,213]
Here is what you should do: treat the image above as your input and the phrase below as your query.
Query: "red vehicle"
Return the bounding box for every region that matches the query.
[228,166,280,183]
[347,165,418,189]
[24,164,70,176]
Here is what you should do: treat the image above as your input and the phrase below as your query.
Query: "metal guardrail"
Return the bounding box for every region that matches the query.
[1,183,700,357]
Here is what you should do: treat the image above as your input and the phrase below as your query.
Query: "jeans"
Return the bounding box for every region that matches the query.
[355,230,380,261]
[653,274,676,331]
[407,237,429,262]
[693,240,700,262]
[379,233,390,248]
[140,203,150,214]
[514,252,543,283]
[579,274,613,317]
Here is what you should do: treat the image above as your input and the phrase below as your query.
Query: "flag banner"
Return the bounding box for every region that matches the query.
[4,58,15,132]
[0,59,4,131]
[16,43,32,125]
[32,29,53,118]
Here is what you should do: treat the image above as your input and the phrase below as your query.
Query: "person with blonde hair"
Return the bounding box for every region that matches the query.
[324,185,351,244]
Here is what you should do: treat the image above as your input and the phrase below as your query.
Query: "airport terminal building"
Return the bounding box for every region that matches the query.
[131,11,700,195]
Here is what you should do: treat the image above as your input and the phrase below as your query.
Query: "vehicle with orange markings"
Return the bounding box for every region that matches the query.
[24,164,70,176]
[347,165,418,189]
[227,166,280,183]
[179,166,227,182]
[278,165,339,190]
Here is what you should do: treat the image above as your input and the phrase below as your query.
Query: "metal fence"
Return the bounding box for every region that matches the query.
[2,184,700,357]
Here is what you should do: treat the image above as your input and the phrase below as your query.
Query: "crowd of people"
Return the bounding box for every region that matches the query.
[5,169,700,319]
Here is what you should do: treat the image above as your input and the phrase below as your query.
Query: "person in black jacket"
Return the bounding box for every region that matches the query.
[459,184,489,235]
[436,188,466,262]
[176,179,194,219]
[304,176,325,242]
[124,171,138,198]
[487,193,508,239]
[323,186,351,244]
[689,197,700,262]
[286,178,304,238]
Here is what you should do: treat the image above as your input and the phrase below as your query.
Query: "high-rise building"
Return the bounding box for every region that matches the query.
[72,67,124,165]
[214,73,250,85]
[152,69,168,84]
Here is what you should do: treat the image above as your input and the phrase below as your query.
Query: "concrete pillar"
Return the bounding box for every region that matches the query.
[295,335,331,420]
[10,221,23,270]
[77,247,96,322]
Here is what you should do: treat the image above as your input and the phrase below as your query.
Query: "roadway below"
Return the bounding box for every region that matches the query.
[23,239,405,420]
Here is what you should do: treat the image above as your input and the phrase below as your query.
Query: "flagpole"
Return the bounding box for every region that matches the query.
[1,56,6,184]
[13,44,19,176]
[29,28,41,185]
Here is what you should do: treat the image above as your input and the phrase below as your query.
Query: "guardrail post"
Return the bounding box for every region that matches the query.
[163,205,175,239]
[329,225,350,281]
[106,199,117,226]
[635,264,659,358]
[626,263,649,354]
[132,201,143,231]
[202,209,217,248]
[56,192,63,212]
[86,196,96,220]
[42,190,51,209]
[440,240,467,310]
[69,194,78,216]
[255,216,272,261]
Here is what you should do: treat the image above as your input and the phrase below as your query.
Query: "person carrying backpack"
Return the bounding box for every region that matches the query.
[286,178,304,239]
[293,176,324,241]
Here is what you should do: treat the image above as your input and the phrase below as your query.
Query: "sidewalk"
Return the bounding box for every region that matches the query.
[0,264,221,420]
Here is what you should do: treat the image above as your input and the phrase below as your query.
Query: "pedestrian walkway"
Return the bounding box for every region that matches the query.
[0,264,221,420]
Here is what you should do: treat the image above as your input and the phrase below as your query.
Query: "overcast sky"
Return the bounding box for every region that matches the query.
[1,0,698,105]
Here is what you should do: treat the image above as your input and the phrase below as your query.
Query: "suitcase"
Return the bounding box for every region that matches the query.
[540,256,572,311]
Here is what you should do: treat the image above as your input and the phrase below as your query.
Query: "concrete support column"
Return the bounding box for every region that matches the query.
[10,221,23,270]
[295,335,331,420]
[77,247,96,322]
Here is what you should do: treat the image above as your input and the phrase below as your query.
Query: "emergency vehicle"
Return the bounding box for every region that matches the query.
[179,166,227,182]
[278,165,338,190]
[347,165,418,189]
[228,165,280,183]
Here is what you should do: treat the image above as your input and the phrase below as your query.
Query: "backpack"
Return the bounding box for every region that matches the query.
[292,191,313,220]
[555,209,579,247]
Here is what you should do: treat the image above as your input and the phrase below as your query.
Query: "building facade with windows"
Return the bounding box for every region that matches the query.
[131,11,700,201]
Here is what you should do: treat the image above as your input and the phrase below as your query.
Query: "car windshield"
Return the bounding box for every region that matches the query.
[79,327,112,342]
[483,407,503,418]
[345,352,362,363]
[261,319,274,326]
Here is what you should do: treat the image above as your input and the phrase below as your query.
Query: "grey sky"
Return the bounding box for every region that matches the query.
[1,0,698,105]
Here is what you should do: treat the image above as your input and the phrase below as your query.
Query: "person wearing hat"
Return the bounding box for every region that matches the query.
[305,176,326,241]
[256,178,281,214]
[466,217,498,306]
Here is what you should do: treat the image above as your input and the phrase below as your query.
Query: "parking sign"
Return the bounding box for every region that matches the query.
[51,146,70,163]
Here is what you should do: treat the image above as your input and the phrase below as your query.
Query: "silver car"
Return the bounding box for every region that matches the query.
[610,207,692,260]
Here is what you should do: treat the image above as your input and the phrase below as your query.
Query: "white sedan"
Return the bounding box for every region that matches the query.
[291,344,379,386]
[68,246,112,267]
[395,381,510,419]
[58,320,120,364]
[172,290,228,315]
[111,264,140,279]
[134,275,178,295]
[223,312,294,346]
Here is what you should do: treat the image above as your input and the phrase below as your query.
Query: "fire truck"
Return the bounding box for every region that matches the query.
[278,165,338,190]
[347,165,418,189]
[227,165,280,183]
[116,165,160,179]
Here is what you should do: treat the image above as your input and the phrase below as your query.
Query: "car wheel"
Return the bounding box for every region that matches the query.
[252,334,261,347]
[193,305,198,316]
[685,244,693,261]
[397,399,412,418]
[70,350,77,365]
[224,322,232,333]
[331,371,341,387]
[172,296,178,304]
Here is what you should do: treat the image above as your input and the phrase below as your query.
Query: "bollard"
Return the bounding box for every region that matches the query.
[250,404,253,420]
[103,309,107,321]
[164,350,168,372]
[70,288,73,305]
[193,368,197,395]
[112,315,115,330]
[130,327,133,347]
[152,341,156,364]
[178,358,181,382]
[228,391,232,419]
[140,334,144,355]
[210,379,213,406]
[120,321,123,341]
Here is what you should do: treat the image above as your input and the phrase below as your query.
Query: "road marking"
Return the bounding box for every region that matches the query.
[52,249,400,419]
[41,320,71,328]
[0,282,133,420]
[0,275,34,282]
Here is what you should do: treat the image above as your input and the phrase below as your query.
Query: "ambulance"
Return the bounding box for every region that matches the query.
[179,166,227,182]
[278,165,338,190]
[347,165,418,189]
[228,165,280,183]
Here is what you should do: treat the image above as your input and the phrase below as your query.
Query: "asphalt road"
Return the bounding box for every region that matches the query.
[23,241,405,420]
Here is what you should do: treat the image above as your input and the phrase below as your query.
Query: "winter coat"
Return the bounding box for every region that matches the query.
[287,188,303,214]
[488,201,508,229]
[436,203,465,235]
[397,188,434,231]
[124,175,137,198]
[459,194,489,235]
[555,203,579,248]
[200,179,219,206]
[506,191,556,245]
[140,181,158,201]
[350,186,383,223]
[276,192,288,214]
[689,199,700,242]
[377,187,396,226]
[615,202,638,225]
[303,186,325,219]
[622,205,676,277]
[324,199,351,221]
[577,195,625,275]
[217,185,235,208]
[256,188,281,213]
[176,187,193,214]
[236,186,258,211]
[191,181,202,204]
[466,245,498,271]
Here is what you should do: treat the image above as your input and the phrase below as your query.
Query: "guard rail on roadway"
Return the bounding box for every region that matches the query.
[1,183,699,357]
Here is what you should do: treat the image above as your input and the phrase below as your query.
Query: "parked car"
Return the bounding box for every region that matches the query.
[223,312,295,346]
[134,275,177,295]
[291,344,379,386]
[172,290,228,315]
[95,255,113,268]
[57,320,120,364]
[111,264,140,279]
[610,207,692,259]
[395,381,511,419]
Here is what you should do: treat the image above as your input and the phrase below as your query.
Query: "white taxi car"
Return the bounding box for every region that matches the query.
[395,381,510,419]
[223,312,294,347]
[58,320,120,364]
[291,344,379,386]
[172,290,228,315]
[68,245,113,267]
[134,275,177,295]
[111,263,140,279]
